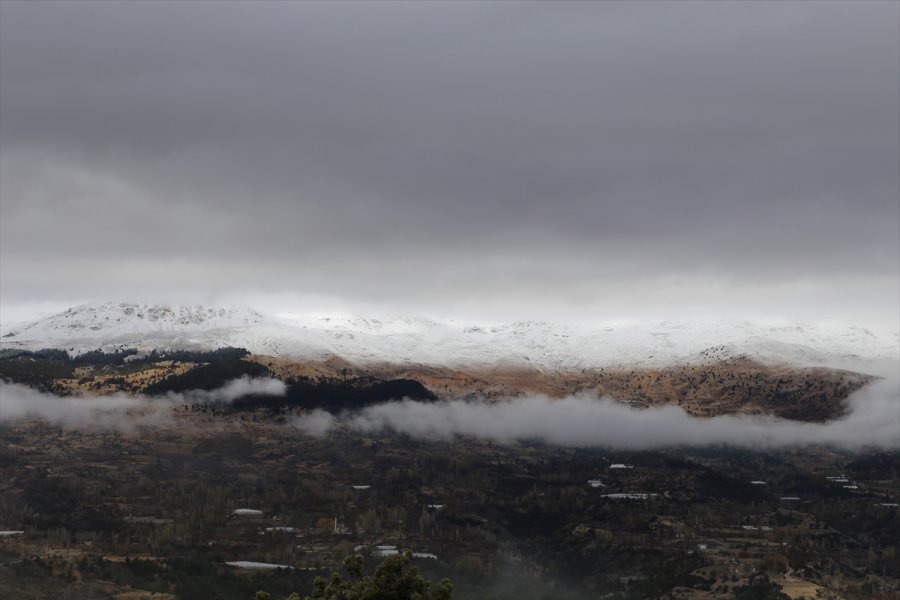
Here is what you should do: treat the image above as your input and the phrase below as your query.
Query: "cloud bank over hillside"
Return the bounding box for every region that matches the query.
[3,372,896,450]
[0,376,285,429]
[324,380,900,450]
[292,377,900,451]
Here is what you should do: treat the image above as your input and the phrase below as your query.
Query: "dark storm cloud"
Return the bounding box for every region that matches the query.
[1,1,898,323]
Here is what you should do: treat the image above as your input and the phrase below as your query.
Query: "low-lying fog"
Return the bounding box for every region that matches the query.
[0,376,285,430]
[1,375,897,450]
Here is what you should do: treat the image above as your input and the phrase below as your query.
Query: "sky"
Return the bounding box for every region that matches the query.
[1,1,898,329]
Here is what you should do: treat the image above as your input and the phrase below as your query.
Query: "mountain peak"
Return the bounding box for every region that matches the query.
[27,301,265,329]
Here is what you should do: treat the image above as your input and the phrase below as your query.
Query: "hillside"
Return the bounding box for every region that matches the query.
[1,302,895,424]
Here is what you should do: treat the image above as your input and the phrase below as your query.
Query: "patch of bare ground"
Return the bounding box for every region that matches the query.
[775,575,833,599]
[56,361,197,395]
[114,592,176,600]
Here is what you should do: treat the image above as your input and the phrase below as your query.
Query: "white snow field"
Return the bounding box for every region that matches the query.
[1,302,897,370]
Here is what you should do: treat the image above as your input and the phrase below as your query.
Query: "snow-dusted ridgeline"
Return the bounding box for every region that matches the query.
[1,302,897,370]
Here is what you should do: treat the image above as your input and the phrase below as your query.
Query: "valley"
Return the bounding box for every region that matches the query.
[1,413,898,599]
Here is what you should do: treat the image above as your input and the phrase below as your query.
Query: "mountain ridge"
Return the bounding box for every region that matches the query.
[1,301,897,371]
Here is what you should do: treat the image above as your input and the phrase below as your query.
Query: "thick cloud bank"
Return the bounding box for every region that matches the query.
[3,374,896,450]
[294,377,900,451]
[0,376,285,429]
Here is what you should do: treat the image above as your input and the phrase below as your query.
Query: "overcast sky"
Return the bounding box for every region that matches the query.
[1,1,898,328]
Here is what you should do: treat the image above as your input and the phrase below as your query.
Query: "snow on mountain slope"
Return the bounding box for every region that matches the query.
[1,302,897,370]
[0,302,330,359]
[270,314,898,370]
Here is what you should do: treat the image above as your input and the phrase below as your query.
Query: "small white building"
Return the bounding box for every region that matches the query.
[375,545,399,557]
[232,508,263,517]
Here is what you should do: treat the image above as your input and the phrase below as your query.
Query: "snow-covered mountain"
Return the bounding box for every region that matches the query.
[1,302,897,370]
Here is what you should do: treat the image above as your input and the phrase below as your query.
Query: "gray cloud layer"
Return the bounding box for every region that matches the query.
[3,373,895,450]
[0,376,286,429]
[292,376,900,451]
[1,1,897,325]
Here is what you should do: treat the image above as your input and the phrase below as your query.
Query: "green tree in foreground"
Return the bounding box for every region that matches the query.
[734,574,790,600]
[255,552,452,600]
